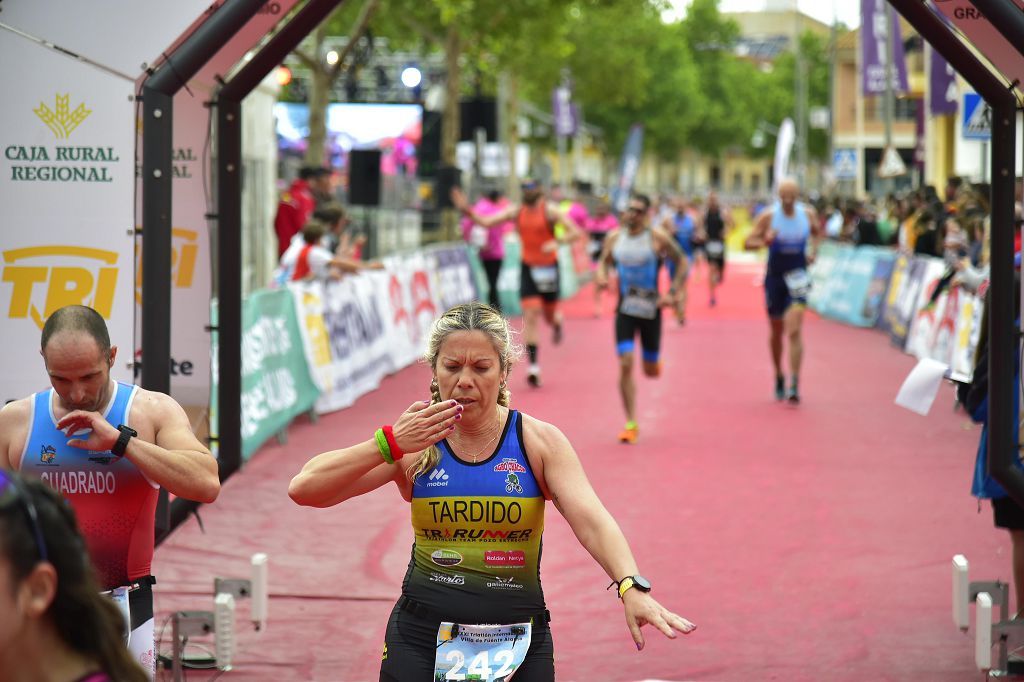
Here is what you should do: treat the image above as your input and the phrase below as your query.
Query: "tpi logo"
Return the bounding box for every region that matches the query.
[34,94,91,139]
[134,228,199,304]
[426,468,449,487]
[2,246,118,328]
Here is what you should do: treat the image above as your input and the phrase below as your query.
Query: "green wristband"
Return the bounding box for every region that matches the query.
[374,428,394,465]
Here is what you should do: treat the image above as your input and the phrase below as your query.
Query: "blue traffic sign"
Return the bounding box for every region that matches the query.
[832,149,858,180]
[962,93,991,140]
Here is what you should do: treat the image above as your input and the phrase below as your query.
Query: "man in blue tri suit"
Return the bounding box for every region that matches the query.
[744,178,822,404]
[597,194,688,443]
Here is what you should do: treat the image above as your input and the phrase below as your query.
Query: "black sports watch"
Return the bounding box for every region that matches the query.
[111,424,137,456]
[617,575,652,599]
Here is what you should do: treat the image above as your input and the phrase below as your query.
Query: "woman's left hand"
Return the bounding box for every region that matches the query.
[622,589,696,651]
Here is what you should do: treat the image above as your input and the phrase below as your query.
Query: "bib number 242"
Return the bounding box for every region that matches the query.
[444,650,517,680]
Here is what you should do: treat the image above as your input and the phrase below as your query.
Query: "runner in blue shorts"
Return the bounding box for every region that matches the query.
[597,194,688,443]
[744,178,821,404]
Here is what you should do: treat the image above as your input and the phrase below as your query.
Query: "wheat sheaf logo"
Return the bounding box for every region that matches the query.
[34,94,91,139]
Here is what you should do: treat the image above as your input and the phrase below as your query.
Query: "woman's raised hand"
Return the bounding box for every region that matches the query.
[392,399,464,454]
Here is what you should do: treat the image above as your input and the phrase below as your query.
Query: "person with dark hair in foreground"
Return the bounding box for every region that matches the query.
[0,305,220,678]
[0,470,147,682]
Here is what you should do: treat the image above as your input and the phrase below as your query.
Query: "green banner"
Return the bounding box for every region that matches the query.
[240,289,320,460]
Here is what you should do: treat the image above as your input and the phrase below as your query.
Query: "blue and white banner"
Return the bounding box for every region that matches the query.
[611,124,644,214]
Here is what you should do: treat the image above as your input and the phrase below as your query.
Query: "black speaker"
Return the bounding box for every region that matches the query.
[460,97,497,142]
[435,166,462,209]
[419,111,442,178]
[348,149,381,206]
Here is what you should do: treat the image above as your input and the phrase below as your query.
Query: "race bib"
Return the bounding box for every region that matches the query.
[470,225,489,249]
[783,268,811,299]
[530,265,559,294]
[435,622,532,681]
[705,240,725,257]
[620,287,659,320]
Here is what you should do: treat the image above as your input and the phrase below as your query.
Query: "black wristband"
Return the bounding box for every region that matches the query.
[112,424,137,456]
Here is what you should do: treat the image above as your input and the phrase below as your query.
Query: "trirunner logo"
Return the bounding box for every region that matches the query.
[2,246,118,329]
[34,94,91,139]
[426,468,449,487]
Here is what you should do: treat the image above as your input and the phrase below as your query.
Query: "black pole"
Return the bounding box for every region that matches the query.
[140,0,267,394]
[986,99,1020,503]
[140,89,174,397]
[140,0,265,544]
[890,0,1024,504]
[966,0,1024,509]
[215,98,243,480]
[219,0,345,100]
[213,0,345,481]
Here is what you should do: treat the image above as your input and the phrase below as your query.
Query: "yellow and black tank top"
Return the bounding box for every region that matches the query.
[404,410,546,623]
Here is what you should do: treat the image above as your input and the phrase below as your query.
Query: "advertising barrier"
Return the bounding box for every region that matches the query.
[240,288,320,460]
[289,243,481,416]
[809,245,893,327]
[811,244,984,382]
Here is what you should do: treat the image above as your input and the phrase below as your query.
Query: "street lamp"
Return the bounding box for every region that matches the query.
[400,66,422,89]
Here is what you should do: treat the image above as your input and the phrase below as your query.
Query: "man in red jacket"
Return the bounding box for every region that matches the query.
[275,167,332,257]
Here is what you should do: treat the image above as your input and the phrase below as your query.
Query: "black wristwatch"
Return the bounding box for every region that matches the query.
[616,575,652,599]
[112,424,137,456]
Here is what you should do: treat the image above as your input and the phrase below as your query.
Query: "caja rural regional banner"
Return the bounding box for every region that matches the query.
[0,33,136,403]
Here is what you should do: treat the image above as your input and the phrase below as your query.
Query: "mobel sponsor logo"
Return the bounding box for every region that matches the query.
[3,95,121,183]
[2,246,118,329]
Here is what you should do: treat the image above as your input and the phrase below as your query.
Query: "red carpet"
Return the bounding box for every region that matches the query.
[154,260,1002,680]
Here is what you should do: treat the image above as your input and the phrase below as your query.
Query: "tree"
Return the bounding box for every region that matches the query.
[677,0,757,158]
[762,30,833,161]
[291,0,382,167]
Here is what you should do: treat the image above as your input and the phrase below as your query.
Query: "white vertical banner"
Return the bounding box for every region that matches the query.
[0,33,136,403]
[773,117,796,192]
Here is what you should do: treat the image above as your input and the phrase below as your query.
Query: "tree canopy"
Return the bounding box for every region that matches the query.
[284,0,832,169]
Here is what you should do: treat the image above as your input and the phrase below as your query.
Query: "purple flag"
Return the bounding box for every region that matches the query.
[929,47,958,115]
[860,0,909,95]
[552,85,577,137]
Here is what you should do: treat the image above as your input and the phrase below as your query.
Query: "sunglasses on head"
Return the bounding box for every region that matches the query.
[0,470,49,563]
[626,206,645,214]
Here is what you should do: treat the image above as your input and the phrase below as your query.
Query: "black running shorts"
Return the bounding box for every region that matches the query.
[520,262,560,304]
[379,602,555,681]
[993,496,1024,530]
